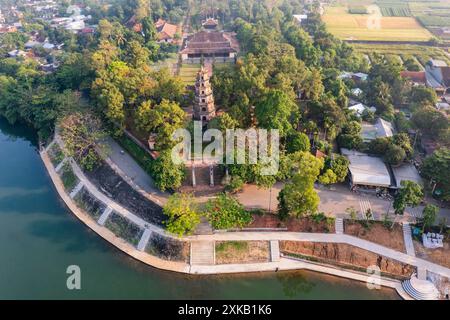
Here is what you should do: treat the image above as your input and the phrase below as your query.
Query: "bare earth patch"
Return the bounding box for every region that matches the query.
[413,240,450,269]
[215,241,270,264]
[344,220,405,253]
[281,241,415,279]
[248,214,335,233]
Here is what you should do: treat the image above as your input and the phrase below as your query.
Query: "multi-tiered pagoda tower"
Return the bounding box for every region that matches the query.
[193,67,216,123]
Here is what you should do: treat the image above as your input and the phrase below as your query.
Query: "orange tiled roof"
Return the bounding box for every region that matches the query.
[157,22,177,40]
[400,71,426,84]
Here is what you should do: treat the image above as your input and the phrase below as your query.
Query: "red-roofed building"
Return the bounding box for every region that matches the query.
[155,19,178,43]
[400,71,426,86]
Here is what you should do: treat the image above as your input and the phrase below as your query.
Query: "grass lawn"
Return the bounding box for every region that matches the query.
[151,53,179,74]
[178,63,201,86]
[215,241,270,264]
[322,5,432,42]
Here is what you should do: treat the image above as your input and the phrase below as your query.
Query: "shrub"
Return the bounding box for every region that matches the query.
[286,131,310,153]
[163,193,201,236]
[225,175,244,193]
[60,162,78,192]
[205,193,252,230]
[48,143,65,167]
[384,144,406,165]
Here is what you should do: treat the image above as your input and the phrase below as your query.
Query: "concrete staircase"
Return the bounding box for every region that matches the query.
[69,181,84,199]
[270,240,280,262]
[137,229,152,251]
[193,217,213,235]
[335,218,344,234]
[402,223,416,257]
[190,241,215,265]
[97,206,113,226]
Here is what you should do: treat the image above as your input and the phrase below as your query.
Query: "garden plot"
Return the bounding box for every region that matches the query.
[145,233,190,262]
[74,188,107,221]
[323,5,432,41]
[105,212,143,246]
[83,160,166,226]
[47,143,65,167]
[59,162,79,192]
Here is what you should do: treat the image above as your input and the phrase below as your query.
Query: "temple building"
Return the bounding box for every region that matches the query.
[193,67,216,122]
[180,31,237,63]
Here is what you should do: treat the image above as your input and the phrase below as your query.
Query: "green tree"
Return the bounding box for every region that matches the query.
[412,106,448,137]
[318,169,337,185]
[141,16,157,44]
[421,148,450,201]
[286,131,310,153]
[205,194,252,230]
[163,193,201,236]
[393,180,423,215]
[410,86,437,107]
[337,121,362,150]
[135,99,186,150]
[58,112,106,171]
[207,112,238,134]
[329,154,349,182]
[255,89,297,137]
[151,150,185,191]
[421,204,438,232]
[278,151,323,217]
[384,144,406,165]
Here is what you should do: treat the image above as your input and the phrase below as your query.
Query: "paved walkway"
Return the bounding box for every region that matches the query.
[54,135,171,237]
[190,241,215,265]
[137,229,152,251]
[98,206,112,226]
[101,137,169,205]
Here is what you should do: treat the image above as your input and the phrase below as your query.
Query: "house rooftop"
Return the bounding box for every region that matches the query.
[361,118,395,141]
[392,163,423,189]
[341,149,391,187]
[428,59,448,68]
[400,71,426,84]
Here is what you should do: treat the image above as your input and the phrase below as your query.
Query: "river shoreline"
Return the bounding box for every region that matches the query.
[39,138,413,299]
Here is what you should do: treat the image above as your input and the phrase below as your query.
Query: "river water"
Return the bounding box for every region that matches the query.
[0,118,399,299]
